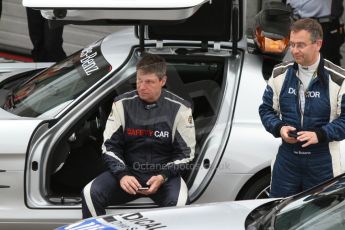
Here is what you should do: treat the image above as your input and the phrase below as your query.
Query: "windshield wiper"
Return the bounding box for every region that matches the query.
[247,197,294,230]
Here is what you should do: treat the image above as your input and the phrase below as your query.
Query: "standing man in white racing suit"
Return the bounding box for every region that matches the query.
[81,53,196,218]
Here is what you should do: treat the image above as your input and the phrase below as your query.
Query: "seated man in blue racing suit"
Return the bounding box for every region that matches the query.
[81,53,196,218]
[259,18,345,198]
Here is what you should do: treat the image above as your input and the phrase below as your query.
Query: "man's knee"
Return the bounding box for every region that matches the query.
[270,170,301,198]
[82,181,105,205]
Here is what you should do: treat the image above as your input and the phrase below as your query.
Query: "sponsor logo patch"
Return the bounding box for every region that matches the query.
[188,115,193,124]
[126,128,169,138]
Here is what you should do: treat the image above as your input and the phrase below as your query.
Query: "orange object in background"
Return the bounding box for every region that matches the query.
[255,27,289,54]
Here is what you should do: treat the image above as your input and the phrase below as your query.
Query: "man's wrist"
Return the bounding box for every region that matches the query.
[159,174,168,183]
[312,128,327,143]
[275,123,286,137]
[115,171,130,181]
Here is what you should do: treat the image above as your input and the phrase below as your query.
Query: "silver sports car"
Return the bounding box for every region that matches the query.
[0,0,343,229]
[56,173,345,230]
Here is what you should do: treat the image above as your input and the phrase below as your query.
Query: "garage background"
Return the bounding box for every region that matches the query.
[0,0,345,67]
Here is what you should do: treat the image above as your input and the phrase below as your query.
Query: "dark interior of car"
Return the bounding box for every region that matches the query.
[47,55,225,203]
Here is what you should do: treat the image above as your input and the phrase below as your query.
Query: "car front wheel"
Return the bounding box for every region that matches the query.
[237,174,271,200]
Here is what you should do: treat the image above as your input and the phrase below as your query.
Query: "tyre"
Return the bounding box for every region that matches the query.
[237,174,271,200]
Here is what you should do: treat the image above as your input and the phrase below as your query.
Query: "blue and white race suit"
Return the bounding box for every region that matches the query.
[259,58,345,197]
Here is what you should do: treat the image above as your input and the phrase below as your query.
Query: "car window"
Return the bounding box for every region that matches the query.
[2,40,111,118]
[302,205,345,230]
[275,178,345,229]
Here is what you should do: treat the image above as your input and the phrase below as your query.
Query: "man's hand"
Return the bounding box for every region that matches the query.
[297,131,319,147]
[280,125,298,144]
[137,175,165,196]
[119,175,141,195]
[280,126,319,147]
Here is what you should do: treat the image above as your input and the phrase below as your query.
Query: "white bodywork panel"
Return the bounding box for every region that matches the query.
[0,120,42,160]
[23,0,209,8]
[59,199,277,230]
[23,0,209,21]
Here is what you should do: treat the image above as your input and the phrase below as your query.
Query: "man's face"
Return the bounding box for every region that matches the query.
[289,29,322,66]
[136,70,166,103]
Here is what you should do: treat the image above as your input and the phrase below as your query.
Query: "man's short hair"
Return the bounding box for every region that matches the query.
[136,53,167,79]
[290,18,323,43]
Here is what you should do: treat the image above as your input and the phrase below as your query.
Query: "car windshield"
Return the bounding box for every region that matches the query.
[274,176,345,229]
[2,40,111,118]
